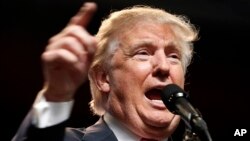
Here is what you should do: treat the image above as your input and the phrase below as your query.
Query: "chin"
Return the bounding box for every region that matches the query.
[142,113,181,137]
[146,117,181,139]
[148,110,176,125]
[141,127,175,140]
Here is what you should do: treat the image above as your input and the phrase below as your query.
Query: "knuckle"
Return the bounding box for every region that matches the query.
[90,37,97,46]
[49,35,57,43]
[63,36,79,46]
[65,25,83,33]
[41,51,51,62]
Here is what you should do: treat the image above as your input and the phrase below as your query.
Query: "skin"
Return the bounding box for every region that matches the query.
[41,2,97,101]
[100,22,184,139]
[41,2,183,140]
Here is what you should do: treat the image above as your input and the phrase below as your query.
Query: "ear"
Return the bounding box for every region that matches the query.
[94,70,110,93]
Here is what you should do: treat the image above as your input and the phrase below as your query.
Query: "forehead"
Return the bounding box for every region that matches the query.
[117,22,178,48]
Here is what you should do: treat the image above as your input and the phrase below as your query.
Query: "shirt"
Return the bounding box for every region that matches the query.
[32,90,168,141]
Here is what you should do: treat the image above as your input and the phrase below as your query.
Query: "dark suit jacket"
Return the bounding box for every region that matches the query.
[12,109,118,141]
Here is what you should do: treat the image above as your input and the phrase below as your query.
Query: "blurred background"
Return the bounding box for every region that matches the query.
[1,0,249,140]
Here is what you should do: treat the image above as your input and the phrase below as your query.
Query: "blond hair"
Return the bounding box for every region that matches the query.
[88,6,198,115]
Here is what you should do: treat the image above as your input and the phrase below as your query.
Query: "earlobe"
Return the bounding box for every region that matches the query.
[95,71,110,93]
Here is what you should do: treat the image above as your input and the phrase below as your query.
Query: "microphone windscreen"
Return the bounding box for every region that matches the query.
[161,84,187,112]
[162,84,185,99]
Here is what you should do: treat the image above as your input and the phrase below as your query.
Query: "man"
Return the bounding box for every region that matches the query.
[12,2,198,141]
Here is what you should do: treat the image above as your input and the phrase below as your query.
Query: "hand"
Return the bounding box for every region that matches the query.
[41,2,97,102]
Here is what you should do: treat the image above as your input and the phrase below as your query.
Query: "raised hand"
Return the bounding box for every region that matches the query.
[41,2,97,102]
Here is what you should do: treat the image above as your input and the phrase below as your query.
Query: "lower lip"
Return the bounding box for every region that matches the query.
[146,97,167,110]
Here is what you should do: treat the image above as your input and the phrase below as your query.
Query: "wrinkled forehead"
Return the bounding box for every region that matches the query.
[113,16,170,35]
[114,21,180,49]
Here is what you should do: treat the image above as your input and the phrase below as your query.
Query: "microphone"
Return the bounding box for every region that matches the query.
[161,84,212,141]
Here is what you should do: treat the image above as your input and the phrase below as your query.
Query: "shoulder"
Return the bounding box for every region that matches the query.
[64,117,118,141]
[64,127,86,140]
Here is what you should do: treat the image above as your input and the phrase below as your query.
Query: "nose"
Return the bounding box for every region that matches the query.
[152,52,170,81]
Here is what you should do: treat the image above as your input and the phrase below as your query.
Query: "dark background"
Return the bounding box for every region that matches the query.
[1,0,249,140]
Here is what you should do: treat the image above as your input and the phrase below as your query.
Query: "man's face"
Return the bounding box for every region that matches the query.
[106,22,184,139]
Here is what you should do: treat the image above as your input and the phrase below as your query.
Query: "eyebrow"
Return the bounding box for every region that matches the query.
[130,39,180,51]
[130,40,156,49]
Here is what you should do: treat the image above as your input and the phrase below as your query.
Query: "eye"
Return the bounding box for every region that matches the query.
[133,49,151,61]
[167,53,181,64]
[137,50,149,55]
[168,53,180,59]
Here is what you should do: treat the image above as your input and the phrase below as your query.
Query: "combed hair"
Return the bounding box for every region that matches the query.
[88,5,198,116]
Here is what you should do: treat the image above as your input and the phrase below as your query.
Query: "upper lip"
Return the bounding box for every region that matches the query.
[145,84,169,93]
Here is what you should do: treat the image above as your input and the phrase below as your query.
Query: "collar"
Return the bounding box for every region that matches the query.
[104,113,140,141]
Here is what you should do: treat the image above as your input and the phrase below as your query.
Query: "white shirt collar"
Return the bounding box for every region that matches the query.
[104,113,140,141]
[104,113,168,141]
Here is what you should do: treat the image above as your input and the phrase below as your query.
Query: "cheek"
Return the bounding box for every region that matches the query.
[109,62,150,99]
[118,60,152,82]
[110,68,138,95]
[171,66,185,86]
[136,63,152,72]
[126,64,153,90]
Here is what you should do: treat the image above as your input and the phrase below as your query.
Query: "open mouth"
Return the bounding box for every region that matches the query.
[145,89,162,101]
[145,88,166,109]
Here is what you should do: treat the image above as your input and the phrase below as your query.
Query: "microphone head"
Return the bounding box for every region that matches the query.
[161,84,188,112]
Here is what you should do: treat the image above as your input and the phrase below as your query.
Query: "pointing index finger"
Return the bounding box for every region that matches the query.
[69,2,97,27]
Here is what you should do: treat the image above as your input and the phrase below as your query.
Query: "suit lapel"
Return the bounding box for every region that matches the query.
[82,117,118,141]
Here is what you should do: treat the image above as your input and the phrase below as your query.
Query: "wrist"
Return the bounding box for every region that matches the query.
[42,86,75,102]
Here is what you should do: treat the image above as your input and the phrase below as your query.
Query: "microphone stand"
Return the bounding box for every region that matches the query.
[171,94,212,141]
[182,112,213,141]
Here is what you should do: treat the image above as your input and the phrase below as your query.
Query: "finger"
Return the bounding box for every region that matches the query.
[47,36,86,57]
[68,2,97,27]
[49,25,97,55]
[63,26,97,55]
[42,49,78,66]
[42,49,89,85]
